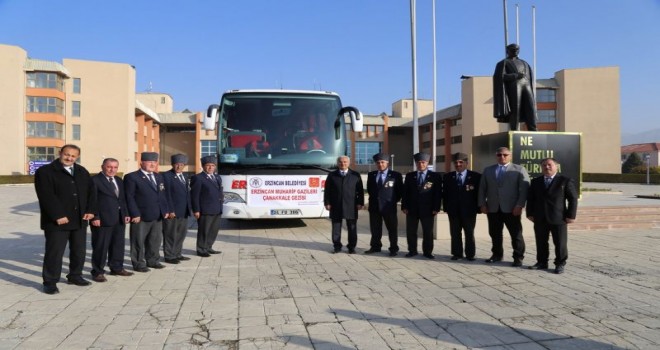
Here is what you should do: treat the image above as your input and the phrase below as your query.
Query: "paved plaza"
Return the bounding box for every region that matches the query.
[0,183,659,349]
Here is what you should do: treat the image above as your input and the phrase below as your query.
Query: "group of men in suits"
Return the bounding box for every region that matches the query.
[326,147,578,275]
[34,146,224,294]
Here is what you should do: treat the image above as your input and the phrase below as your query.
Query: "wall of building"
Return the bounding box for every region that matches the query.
[63,59,138,172]
[556,67,620,174]
[391,99,434,119]
[137,93,174,114]
[0,45,28,175]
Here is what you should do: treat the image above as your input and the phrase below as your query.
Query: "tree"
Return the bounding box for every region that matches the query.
[622,152,643,173]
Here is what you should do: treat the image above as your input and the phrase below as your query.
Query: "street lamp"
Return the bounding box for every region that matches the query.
[390,154,395,171]
[643,153,651,185]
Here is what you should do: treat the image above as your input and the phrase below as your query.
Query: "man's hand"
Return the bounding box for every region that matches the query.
[565,218,575,224]
[356,205,363,210]
[512,206,523,216]
[131,217,141,224]
[91,219,101,227]
[56,217,69,225]
[480,205,488,214]
[124,216,131,224]
[194,212,200,219]
[325,205,331,211]
[83,213,95,220]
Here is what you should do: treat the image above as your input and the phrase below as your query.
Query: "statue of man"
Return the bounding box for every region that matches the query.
[493,44,538,131]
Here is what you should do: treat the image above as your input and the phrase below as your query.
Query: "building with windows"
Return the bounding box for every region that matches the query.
[388,66,621,174]
[345,113,391,172]
[621,143,660,168]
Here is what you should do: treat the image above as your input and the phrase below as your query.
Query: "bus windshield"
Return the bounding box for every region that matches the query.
[217,92,345,169]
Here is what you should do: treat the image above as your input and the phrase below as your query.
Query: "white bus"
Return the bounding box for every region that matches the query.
[203,90,363,219]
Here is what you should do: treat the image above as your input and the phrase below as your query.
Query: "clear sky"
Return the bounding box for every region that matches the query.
[1,0,658,134]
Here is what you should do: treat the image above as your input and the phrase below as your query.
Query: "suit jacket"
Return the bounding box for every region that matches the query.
[124,170,171,221]
[190,172,224,215]
[401,170,441,217]
[366,169,403,214]
[478,162,530,213]
[91,173,128,227]
[442,170,481,218]
[162,169,192,218]
[526,174,578,225]
[323,169,364,220]
[34,160,96,232]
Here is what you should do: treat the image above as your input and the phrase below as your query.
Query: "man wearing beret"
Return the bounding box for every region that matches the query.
[190,156,224,257]
[124,152,172,272]
[162,154,193,264]
[401,152,442,259]
[366,152,403,256]
[442,152,481,261]
[324,156,364,254]
[34,144,96,294]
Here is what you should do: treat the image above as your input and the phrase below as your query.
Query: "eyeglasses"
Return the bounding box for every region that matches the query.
[496,153,510,157]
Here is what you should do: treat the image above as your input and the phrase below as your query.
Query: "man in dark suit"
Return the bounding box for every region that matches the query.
[190,156,224,257]
[34,144,96,294]
[124,152,172,272]
[365,152,403,256]
[90,158,133,282]
[401,152,441,259]
[478,146,530,267]
[324,155,364,254]
[162,154,192,264]
[526,158,578,274]
[442,152,481,261]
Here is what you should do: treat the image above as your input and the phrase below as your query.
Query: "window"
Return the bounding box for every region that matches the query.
[436,139,445,146]
[538,110,557,123]
[201,140,217,158]
[72,124,81,140]
[375,125,383,135]
[354,142,381,165]
[451,135,463,144]
[436,155,445,163]
[367,125,376,137]
[422,141,431,148]
[346,139,352,158]
[26,122,64,139]
[26,72,64,91]
[161,97,166,104]
[27,146,58,162]
[72,101,81,117]
[72,78,81,93]
[537,89,556,103]
[27,96,64,115]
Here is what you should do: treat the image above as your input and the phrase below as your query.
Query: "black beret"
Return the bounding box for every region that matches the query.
[452,152,468,162]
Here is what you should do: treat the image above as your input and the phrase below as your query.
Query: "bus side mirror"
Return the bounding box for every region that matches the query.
[339,106,363,132]
[203,104,219,130]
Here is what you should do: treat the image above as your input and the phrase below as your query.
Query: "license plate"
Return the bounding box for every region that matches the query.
[270,209,301,215]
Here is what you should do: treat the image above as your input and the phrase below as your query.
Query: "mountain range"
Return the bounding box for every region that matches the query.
[621,128,660,146]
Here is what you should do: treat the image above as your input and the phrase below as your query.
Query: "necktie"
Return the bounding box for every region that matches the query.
[418,172,424,186]
[457,172,463,186]
[178,174,186,185]
[147,173,157,189]
[67,166,73,175]
[497,165,505,179]
[108,177,119,197]
[377,172,384,186]
[341,171,346,177]
[545,177,552,188]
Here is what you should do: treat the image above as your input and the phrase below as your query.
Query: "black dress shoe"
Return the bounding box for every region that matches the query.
[450,256,462,261]
[135,267,151,273]
[164,258,180,264]
[554,265,565,274]
[389,251,398,257]
[466,257,476,261]
[528,263,548,270]
[43,284,59,295]
[423,254,435,259]
[364,249,381,254]
[405,252,418,258]
[512,259,523,267]
[177,256,191,261]
[197,252,211,257]
[67,277,91,286]
[331,248,341,254]
[208,249,221,254]
[348,249,356,254]
[148,263,166,269]
[93,274,107,283]
[485,256,502,263]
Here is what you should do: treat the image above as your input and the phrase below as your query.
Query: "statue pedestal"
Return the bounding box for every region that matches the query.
[472,131,582,185]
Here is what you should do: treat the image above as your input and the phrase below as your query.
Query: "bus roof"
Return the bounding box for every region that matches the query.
[222,89,340,97]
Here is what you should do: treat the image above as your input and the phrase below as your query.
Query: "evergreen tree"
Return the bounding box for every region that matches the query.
[622,152,643,173]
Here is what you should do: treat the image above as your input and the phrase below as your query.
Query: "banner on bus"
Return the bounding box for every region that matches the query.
[247,175,324,207]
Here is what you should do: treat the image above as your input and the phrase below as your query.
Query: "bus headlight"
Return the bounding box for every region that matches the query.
[223,192,245,203]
